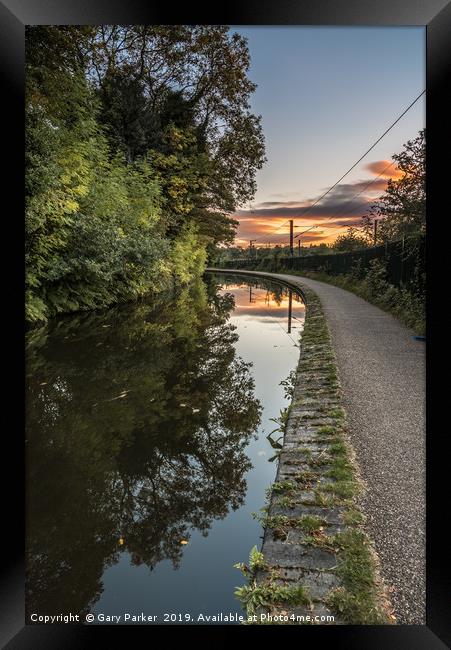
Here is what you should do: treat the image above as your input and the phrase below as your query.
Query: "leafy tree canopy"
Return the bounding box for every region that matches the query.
[362,129,425,244]
[25,25,266,323]
[332,226,369,252]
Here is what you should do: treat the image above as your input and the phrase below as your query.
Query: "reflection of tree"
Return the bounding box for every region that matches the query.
[207,273,299,306]
[26,278,261,617]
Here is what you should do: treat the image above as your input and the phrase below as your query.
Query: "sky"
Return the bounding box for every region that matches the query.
[229,27,425,247]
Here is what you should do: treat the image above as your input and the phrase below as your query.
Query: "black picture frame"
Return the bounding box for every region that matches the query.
[1,1,450,647]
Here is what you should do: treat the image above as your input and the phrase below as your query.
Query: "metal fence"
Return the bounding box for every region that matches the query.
[219,236,425,291]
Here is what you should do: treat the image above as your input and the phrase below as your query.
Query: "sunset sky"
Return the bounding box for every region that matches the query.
[230,27,425,247]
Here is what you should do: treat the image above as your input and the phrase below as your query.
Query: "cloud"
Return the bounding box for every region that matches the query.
[364,160,403,179]
[240,180,387,219]
[233,159,397,245]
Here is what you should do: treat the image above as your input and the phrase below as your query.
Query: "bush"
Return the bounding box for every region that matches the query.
[363,259,390,295]
[169,223,207,285]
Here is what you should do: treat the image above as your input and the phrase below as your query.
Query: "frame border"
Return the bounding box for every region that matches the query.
[1,1,450,647]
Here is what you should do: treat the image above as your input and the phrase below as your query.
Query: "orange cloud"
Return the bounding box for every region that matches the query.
[234,212,365,247]
[365,160,403,180]
[232,158,401,247]
[234,227,341,247]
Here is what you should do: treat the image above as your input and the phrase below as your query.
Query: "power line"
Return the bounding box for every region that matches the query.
[265,163,394,247]
[293,224,320,240]
[318,160,396,225]
[252,219,290,243]
[307,164,397,240]
[255,222,319,245]
[288,90,425,223]
[328,161,394,218]
[246,89,424,245]
[290,162,396,242]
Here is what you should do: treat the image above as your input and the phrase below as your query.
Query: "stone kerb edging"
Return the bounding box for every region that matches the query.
[228,273,394,625]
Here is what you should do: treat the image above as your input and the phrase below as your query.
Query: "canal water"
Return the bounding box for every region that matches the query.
[26,272,305,624]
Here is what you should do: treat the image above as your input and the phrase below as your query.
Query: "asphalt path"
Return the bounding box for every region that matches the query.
[211,269,425,624]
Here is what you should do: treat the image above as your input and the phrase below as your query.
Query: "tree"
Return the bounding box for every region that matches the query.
[332,227,369,252]
[25,26,102,321]
[86,26,266,236]
[25,25,266,323]
[97,66,159,163]
[362,130,425,245]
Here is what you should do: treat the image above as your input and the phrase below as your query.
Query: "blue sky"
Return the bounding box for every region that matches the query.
[230,26,425,245]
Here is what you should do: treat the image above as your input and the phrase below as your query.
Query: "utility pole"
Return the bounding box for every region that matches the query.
[289,220,294,257]
[298,239,301,257]
[373,219,378,246]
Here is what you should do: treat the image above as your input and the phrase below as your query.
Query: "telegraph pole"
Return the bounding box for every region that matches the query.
[289,220,294,257]
[298,239,301,257]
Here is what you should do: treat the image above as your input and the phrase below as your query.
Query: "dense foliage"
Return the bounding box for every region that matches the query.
[26,26,266,323]
[332,227,369,252]
[362,129,425,250]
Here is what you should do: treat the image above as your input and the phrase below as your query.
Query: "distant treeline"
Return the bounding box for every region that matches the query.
[26,26,266,323]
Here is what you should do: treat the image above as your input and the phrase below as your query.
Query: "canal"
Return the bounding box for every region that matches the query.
[26,272,305,624]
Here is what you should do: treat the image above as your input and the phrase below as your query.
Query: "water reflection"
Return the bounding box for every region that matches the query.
[26,275,305,622]
[210,274,304,345]
[26,280,262,617]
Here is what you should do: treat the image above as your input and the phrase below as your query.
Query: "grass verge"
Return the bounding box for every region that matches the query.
[280,266,425,336]
[234,279,394,625]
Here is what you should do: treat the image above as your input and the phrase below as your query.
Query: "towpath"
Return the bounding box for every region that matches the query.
[210,269,425,624]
